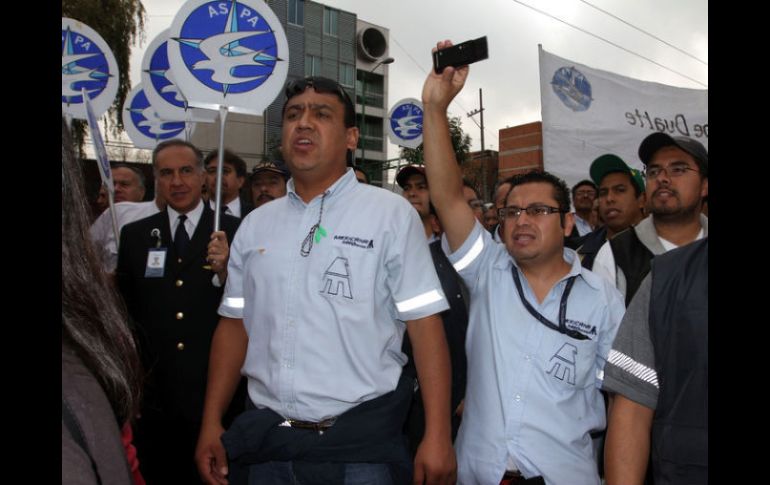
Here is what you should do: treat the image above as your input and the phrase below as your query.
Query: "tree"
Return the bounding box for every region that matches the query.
[400,115,471,166]
[63,0,146,152]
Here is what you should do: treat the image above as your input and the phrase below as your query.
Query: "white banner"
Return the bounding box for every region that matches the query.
[539,47,707,190]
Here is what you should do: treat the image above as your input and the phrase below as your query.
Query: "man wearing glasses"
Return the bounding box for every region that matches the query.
[591,132,708,305]
[420,41,625,485]
[196,76,456,485]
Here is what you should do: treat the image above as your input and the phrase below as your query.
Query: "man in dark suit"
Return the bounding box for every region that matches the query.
[117,139,243,484]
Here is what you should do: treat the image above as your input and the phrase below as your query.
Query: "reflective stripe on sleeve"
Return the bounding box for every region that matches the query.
[223,297,245,309]
[396,289,444,313]
[452,234,484,272]
[607,349,659,388]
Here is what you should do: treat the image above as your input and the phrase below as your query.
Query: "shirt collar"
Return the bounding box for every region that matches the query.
[167,199,204,229]
[503,246,602,290]
[287,168,358,206]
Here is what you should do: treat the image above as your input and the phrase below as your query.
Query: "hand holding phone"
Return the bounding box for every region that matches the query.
[433,36,489,74]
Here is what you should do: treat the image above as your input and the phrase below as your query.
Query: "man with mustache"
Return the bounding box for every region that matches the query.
[249,160,290,208]
[592,133,708,305]
[420,41,625,485]
[195,76,456,485]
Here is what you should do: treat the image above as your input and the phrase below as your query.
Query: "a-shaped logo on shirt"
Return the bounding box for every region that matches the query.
[547,343,578,385]
[320,257,353,299]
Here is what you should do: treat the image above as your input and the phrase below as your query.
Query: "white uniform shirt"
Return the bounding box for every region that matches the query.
[445,221,625,485]
[89,200,162,272]
[219,169,448,421]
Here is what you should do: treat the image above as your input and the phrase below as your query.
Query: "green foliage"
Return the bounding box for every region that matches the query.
[400,115,471,166]
[63,0,146,152]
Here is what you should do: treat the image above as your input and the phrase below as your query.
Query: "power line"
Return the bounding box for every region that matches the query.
[510,0,707,87]
[577,0,707,65]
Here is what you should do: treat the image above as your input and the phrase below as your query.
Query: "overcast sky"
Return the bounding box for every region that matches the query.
[128,0,707,156]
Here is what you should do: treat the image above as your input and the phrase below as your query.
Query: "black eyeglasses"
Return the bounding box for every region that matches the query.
[498,204,565,220]
[645,164,699,179]
[283,76,355,126]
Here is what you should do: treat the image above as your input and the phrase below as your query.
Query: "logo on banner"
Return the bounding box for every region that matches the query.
[387,98,424,149]
[551,66,593,112]
[174,0,282,96]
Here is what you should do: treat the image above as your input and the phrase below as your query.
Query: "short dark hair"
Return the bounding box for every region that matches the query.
[462,179,481,199]
[353,167,370,184]
[152,139,203,172]
[506,170,572,227]
[111,162,146,190]
[282,76,356,128]
[571,179,597,198]
[204,149,247,178]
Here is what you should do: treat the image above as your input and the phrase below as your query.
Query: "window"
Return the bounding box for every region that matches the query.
[339,63,355,87]
[305,55,320,77]
[323,8,338,36]
[287,0,304,26]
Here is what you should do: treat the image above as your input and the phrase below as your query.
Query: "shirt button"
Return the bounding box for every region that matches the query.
[177,257,182,263]
[515,394,521,402]
[525,355,531,361]
[456,294,462,299]
[176,279,184,287]
[176,312,184,320]
[176,342,185,351]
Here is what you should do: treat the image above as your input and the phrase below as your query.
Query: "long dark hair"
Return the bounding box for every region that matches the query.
[61,118,142,423]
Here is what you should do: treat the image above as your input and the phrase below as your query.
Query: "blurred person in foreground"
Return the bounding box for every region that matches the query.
[62,118,145,485]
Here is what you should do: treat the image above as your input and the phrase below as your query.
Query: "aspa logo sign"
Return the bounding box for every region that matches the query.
[123,84,187,149]
[147,38,188,110]
[61,18,119,119]
[551,66,593,112]
[387,98,424,149]
[167,0,289,115]
[141,29,218,123]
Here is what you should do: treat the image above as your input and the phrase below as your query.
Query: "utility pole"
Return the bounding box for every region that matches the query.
[467,88,485,151]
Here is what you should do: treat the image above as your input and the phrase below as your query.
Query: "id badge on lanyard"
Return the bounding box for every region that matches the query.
[145,228,166,278]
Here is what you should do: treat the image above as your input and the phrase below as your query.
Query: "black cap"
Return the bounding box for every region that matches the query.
[638,133,708,170]
[395,165,426,189]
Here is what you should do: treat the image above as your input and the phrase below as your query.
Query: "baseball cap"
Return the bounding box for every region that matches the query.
[396,165,426,189]
[590,154,645,193]
[638,133,708,172]
[251,160,289,180]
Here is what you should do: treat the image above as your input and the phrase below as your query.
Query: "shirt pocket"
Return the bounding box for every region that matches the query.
[316,243,377,306]
[540,329,598,391]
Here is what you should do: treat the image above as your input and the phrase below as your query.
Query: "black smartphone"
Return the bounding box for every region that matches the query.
[433,36,489,74]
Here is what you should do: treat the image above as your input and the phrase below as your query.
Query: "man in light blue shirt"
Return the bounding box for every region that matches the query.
[196,76,457,485]
[421,41,625,485]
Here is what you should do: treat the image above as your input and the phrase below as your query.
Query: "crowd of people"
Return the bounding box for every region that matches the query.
[63,40,708,485]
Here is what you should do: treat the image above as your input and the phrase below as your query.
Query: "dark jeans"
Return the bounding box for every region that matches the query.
[248,461,393,485]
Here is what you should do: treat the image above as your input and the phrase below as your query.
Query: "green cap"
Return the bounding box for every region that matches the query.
[589,154,645,193]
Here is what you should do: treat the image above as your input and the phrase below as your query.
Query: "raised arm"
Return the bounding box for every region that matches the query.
[421,40,475,252]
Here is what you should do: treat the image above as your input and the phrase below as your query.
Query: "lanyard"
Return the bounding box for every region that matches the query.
[511,267,588,341]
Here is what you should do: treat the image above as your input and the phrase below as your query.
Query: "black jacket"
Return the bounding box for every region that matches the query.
[116,204,241,423]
